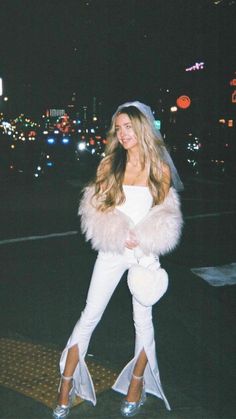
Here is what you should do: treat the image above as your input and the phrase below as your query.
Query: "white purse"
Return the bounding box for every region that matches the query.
[127,263,169,307]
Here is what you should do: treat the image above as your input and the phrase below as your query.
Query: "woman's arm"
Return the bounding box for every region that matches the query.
[78,186,132,253]
[134,187,183,256]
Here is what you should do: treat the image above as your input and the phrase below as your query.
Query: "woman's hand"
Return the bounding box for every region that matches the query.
[125,230,139,249]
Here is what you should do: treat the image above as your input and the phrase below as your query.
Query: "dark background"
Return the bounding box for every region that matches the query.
[1,0,235,117]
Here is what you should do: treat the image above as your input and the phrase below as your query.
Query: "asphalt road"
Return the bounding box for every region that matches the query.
[0,174,236,419]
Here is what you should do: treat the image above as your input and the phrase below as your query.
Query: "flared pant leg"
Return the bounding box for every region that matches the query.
[59,250,170,409]
[112,257,171,410]
[59,251,128,405]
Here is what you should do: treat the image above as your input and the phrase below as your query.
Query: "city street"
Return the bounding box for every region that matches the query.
[1,1,235,417]
[0,173,236,419]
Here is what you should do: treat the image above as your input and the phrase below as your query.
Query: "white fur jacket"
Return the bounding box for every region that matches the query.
[78,185,183,256]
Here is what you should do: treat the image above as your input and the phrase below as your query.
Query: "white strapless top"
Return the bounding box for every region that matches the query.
[116,185,153,225]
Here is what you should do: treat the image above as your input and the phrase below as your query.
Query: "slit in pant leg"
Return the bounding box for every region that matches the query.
[59,302,112,406]
[112,299,171,410]
[59,252,128,406]
[59,326,97,405]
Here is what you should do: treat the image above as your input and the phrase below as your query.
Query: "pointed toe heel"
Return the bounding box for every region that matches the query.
[52,374,75,419]
[53,404,70,419]
[120,374,146,417]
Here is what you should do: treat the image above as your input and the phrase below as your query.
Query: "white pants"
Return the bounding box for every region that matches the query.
[59,249,171,410]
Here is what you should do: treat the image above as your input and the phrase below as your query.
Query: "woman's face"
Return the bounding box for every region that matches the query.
[115,113,138,151]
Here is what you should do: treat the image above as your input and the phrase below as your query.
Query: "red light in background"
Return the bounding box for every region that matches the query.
[176,95,191,109]
[28,131,36,137]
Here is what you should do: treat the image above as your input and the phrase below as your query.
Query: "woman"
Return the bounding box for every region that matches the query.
[53,101,183,418]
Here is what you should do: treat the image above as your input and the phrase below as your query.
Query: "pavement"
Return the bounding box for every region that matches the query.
[0,173,236,419]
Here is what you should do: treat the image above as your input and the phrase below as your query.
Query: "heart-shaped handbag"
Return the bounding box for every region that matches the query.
[127,264,169,307]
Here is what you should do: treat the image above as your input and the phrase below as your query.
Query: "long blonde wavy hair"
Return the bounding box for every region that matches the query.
[91,106,170,212]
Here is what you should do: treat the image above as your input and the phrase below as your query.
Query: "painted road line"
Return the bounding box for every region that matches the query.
[0,231,78,245]
[182,198,234,202]
[0,210,235,245]
[185,210,236,220]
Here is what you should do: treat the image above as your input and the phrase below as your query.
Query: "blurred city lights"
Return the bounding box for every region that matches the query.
[185,62,204,71]
[78,142,86,151]
[154,120,161,130]
[232,91,236,103]
[47,138,55,144]
[229,79,236,86]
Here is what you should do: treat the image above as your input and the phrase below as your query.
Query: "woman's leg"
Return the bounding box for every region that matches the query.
[124,257,156,403]
[128,297,170,408]
[126,349,147,402]
[57,345,79,405]
[113,254,171,410]
[57,252,127,406]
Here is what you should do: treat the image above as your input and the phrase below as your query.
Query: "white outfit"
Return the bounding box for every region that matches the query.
[59,185,182,411]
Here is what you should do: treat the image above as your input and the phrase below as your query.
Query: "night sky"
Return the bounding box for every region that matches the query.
[0,0,235,116]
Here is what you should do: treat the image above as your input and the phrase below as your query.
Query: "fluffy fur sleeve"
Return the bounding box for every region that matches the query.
[78,186,132,253]
[134,187,183,256]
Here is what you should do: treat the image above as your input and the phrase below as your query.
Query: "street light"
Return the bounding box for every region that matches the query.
[170,106,178,124]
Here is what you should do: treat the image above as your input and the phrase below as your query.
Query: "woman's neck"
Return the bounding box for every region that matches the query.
[127,150,141,168]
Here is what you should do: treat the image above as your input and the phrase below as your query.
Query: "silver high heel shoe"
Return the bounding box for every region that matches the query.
[52,374,75,419]
[120,373,146,417]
